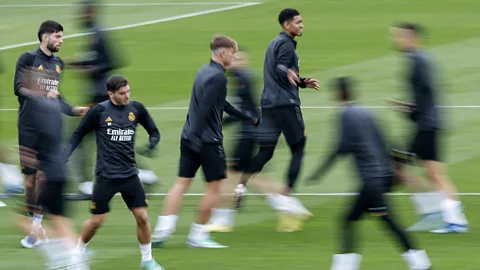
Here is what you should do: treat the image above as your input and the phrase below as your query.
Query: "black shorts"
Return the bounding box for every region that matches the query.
[228,138,256,172]
[178,139,226,182]
[37,181,66,216]
[90,174,147,215]
[18,132,38,175]
[409,130,439,161]
[255,106,306,146]
[347,177,394,221]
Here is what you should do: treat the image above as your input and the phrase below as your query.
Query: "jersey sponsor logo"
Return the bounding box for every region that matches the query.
[107,128,135,141]
[105,117,112,126]
[55,64,61,74]
[36,77,59,91]
[128,112,135,121]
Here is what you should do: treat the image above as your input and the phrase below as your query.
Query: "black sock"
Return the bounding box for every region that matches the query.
[381,215,414,252]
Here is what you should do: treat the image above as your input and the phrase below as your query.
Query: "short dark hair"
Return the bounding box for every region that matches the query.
[333,76,354,101]
[278,8,300,26]
[210,35,237,51]
[106,75,129,92]
[395,22,424,36]
[37,20,64,42]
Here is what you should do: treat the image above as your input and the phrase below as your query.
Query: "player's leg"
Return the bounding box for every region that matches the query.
[237,108,279,188]
[152,139,200,247]
[330,185,366,270]
[276,106,312,228]
[396,133,444,231]
[415,131,468,233]
[18,134,47,248]
[36,152,91,270]
[74,177,118,256]
[122,175,164,269]
[186,143,228,248]
[207,139,254,232]
[366,178,432,270]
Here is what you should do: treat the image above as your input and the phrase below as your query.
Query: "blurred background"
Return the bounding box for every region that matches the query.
[1,0,480,269]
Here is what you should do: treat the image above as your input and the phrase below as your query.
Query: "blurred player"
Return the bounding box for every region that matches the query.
[14,20,88,249]
[0,55,24,204]
[13,20,90,269]
[206,49,260,232]
[151,35,258,248]
[65,0,122,200]
[389,22,469,233]
[236,8,319,230]
[307,77,432,270]
[64,75,164,270]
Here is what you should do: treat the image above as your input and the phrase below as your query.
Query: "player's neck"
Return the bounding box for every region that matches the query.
[282,30,295,39]
[211,57,225,68]
[39,44,53,56]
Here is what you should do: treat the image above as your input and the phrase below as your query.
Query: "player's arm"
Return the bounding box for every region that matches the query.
[275,42,300,86]
[224,101,258,125]
[64,105,102,161]
[13,53,44,98]
[133,101,161,155]
[306,114,351,183]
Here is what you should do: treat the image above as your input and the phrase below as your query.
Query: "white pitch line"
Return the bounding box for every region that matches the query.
[0,3,254,8]
[1,192,480,197]
[1,105,480,111]
[0,2,262,51]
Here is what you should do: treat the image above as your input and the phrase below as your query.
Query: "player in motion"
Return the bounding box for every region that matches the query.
[235,8,319,231]
[206,49,261,232]
[307,77,432,270]
[14,20,88,249]
[13,20,90,269]
[389,22,469,233]
[151,35,258,248]
[64,75,164,270]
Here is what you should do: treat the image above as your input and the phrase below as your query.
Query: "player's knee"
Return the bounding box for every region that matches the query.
[133,210,149,227]
[89,214,106,229]
[290,137,306,155]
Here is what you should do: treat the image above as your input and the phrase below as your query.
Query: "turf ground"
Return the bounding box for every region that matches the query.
[0,0,480,269]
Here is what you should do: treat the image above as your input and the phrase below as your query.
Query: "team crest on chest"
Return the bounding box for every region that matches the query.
[55,64,61,73]
[128,112,135,121]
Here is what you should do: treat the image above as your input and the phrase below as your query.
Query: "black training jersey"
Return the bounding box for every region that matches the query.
[14,48,75,133]
[405,50,441,131]
[311,104,393,182]
[65,100,160,179]
[181,60,254,151]
[261,32,305,109]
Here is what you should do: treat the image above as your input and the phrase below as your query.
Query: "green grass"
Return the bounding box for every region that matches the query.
[1,0,480,269]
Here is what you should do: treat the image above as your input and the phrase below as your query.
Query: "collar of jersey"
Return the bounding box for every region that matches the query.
[210,59,226,72]
[36,47,54,60]
[279,32,297,47]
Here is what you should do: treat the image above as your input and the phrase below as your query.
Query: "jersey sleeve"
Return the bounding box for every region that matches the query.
[133,101,160,150]
[13,52,35,98]
[64,104,103,160]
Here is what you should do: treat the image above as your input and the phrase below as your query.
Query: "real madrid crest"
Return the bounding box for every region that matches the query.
[128,112,135,121]
[55,64,61,74]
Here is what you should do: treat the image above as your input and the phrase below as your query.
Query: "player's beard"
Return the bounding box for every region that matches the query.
[46,42,59,53]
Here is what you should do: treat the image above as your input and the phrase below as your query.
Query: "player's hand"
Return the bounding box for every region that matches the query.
[304,77,320,90]
[287,68,300,86]
[72,106,90,116]
[251,117,260,126]
[45,90,60,99]
[136,146,157,158]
